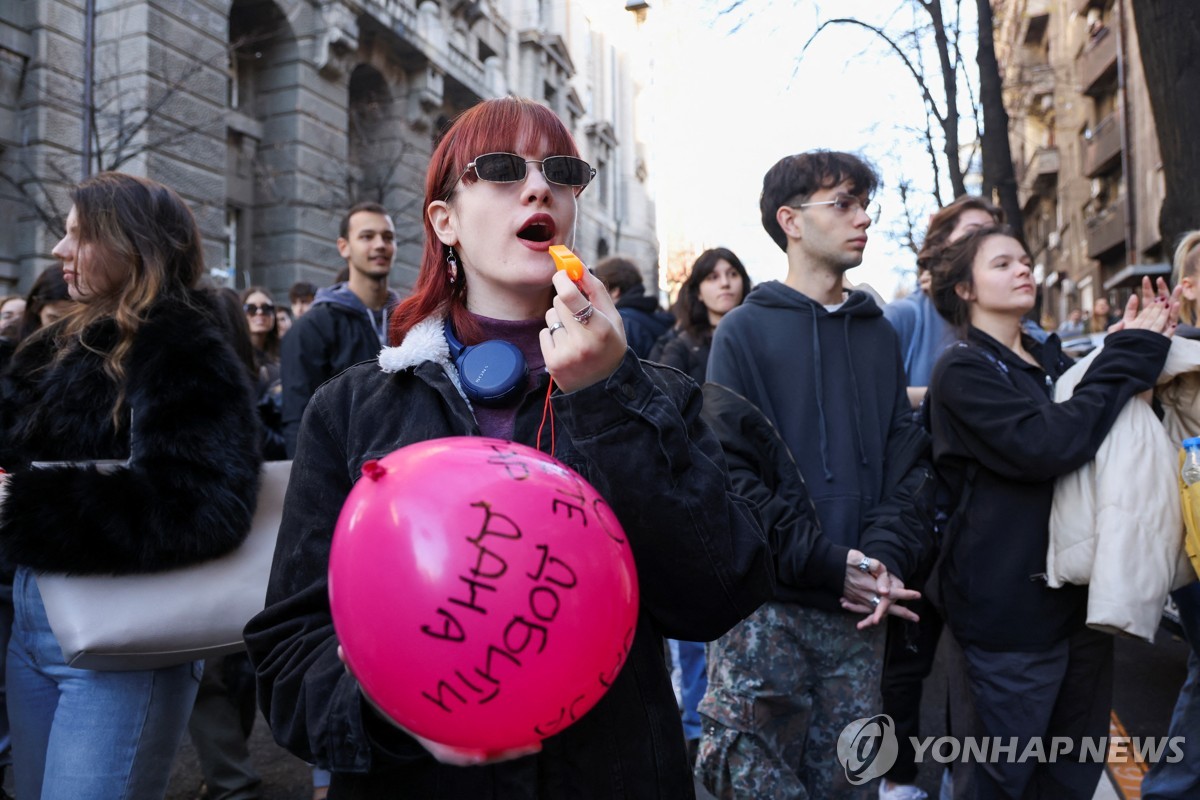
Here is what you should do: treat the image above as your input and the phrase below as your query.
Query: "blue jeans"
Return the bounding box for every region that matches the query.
[0,587,11,774]
[1141,581,1200,799]
[669,639,707,741]
[7,567,202,800]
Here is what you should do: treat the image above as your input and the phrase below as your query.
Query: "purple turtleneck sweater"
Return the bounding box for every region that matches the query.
[468,314,547,441]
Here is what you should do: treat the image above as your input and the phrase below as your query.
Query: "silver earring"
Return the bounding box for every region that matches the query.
[446,247,458,285]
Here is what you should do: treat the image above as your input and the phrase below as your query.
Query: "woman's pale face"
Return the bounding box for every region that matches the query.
[429,138,579,318]
[244,291,276,337]
[962,235,1036,319]
[39,300,74,328]
[51,205,103,301]
[275,309,292,336]
[0,298,25,329]
[698,259,744,322]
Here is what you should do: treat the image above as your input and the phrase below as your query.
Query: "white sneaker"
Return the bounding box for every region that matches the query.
[878,780,929,800]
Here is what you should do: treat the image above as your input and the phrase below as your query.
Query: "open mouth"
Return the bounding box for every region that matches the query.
[517,216,556,243]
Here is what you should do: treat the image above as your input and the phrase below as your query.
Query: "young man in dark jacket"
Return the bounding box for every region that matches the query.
[699,150,933,799]
[280,202,400,456]
[593,256,675,358]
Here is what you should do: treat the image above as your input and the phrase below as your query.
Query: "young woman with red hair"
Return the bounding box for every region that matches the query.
[245,96,775,798]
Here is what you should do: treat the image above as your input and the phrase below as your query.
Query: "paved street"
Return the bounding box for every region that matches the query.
[166,714,313,800]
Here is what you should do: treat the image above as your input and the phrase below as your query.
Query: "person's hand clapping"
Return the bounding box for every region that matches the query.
[540,268,629,393]
[1109,276,1181,337]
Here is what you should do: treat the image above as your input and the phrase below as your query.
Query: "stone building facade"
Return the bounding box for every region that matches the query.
[0,0,658,298]
[993,0,1165,327]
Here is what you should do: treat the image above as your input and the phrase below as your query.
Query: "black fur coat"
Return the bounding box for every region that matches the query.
[0,290,263,575]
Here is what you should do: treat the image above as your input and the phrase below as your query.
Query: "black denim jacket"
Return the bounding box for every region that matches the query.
[244,340,775,799]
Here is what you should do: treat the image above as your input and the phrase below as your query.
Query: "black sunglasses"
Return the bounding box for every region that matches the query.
[462,153,597,193]
[244,303,275,316]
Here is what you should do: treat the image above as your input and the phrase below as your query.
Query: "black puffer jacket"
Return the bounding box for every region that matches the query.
[0,291,263,575]
[700,383,934,604]
[244,316,775,799]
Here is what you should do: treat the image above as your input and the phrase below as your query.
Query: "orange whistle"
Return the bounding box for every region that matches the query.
[549,245,585,282]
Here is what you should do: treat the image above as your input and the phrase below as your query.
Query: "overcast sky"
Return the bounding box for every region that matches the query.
[651,0,981,301]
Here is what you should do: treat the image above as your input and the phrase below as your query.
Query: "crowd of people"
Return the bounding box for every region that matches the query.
[0,94,1195,800]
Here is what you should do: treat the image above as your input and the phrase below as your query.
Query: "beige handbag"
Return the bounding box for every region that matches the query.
[35,459,290,671]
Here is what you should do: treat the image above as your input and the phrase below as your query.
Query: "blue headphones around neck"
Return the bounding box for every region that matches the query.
[443,319,528,407]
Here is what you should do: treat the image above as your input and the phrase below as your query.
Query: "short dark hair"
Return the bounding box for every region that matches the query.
[760,150,879,252]
[339,202,390,240]
[930,224,1023,332]
[917,195,1004,273]
[594,257,645,296]
[288,280,317,303]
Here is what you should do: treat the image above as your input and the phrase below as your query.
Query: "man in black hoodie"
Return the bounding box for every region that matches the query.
[281,202,399,457]
[698,151,933,799]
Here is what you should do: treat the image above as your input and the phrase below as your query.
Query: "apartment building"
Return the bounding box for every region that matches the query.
[0,0,658,296]
[994,0,1165,327]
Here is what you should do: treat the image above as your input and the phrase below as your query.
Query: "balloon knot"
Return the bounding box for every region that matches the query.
[362,459,387,481]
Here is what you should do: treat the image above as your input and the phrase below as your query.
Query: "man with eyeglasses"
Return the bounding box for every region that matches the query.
[280,201,399,457]
[699,150,933,799]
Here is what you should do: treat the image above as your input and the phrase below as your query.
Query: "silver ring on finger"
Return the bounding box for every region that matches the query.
[869,595,881,608]
[548,321,565,336]
[857,556,872,573]
[572,304,595,325]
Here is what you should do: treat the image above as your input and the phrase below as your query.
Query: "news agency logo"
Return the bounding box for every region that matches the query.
[837,714,900,785]
[836,713,1186,782]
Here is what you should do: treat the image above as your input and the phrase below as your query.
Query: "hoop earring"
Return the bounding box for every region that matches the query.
[446,247,458,285]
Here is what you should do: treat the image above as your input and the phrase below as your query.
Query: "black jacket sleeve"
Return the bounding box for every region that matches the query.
[245,390,422,771]
[699,384,849,596]
[857,373,936,584]
[0,298,263,575]
[932,328,1170,482]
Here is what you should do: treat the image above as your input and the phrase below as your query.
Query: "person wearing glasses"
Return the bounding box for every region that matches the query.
[244,96,775,798]
[240,286,286,460]
[700,150,932,799]
[279,202,399,457]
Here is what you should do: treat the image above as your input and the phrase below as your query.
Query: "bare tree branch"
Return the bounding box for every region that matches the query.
[803,17,947,127]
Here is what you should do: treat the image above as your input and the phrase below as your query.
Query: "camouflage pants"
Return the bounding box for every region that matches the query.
[696,603,885,800]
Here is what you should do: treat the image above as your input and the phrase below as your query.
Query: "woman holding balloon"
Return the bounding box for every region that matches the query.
[244,97,776,797]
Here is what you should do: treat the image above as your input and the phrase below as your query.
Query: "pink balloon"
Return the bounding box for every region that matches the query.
[329,437,639,759]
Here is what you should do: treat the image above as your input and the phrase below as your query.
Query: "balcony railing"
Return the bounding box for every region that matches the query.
[1078,27,1118,96]
[1021,146,1059,201]
[1083,114,1121,177]
[1025,64,1055,96]
[1086,202,1126,259]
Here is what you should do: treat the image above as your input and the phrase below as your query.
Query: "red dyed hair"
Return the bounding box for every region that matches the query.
[389,97,582,346]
